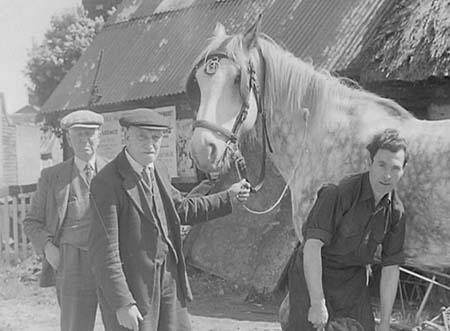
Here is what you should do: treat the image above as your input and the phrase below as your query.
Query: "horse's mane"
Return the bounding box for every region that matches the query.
[196,31,414,125]
[257,34,413,121]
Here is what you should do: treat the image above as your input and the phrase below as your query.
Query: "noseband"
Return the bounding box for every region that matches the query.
[186,44,273,192]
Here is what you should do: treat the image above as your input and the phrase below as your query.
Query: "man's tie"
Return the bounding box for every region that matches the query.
[141,167,152,190]
[148,167,156,189]
[84,164,94,186]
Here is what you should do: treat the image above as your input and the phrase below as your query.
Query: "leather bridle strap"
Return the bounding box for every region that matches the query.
[234,46,273,193]
[192,120,238,143]
[191,45,273,193]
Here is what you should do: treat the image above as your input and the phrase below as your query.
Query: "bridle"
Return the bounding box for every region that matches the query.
[186,40,273,193]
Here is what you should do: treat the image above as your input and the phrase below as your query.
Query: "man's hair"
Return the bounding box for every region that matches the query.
[366,128,409,167]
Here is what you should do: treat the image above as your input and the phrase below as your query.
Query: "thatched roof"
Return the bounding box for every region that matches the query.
[353,0,450,82]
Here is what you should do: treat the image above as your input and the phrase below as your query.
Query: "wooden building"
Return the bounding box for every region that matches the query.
[0,95,41,197]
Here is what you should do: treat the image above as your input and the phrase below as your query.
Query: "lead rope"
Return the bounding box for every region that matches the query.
[242,108,310,215]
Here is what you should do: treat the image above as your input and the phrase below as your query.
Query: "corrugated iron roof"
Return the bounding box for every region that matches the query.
[42,0,392,113]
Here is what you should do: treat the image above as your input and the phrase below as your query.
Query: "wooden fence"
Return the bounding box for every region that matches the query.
[0,193,33,265]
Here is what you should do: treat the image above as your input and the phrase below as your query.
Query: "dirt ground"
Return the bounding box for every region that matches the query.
[0,256,281,331]
[2,255,446,331]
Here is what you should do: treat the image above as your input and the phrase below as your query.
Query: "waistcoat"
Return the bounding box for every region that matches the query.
[59,166,92,250]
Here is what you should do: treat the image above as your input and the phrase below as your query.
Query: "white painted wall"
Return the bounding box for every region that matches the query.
[15,125,40,185]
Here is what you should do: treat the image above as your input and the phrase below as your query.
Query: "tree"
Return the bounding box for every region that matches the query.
[26,7,104,106]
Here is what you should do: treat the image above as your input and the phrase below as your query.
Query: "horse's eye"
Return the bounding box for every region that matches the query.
[234,72,241,85]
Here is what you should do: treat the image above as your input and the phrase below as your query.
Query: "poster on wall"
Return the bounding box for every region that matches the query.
[98,106,177,178]
[176,119,197,180]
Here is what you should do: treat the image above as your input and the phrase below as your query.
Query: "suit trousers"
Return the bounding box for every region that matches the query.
[56,244,98,331]
[101,251,192,331]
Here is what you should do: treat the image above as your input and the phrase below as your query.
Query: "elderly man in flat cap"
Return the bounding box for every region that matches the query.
[89,108,251,331]
[24,109,108,331]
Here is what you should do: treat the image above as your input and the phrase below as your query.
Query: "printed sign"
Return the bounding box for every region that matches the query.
[176,119,197,179]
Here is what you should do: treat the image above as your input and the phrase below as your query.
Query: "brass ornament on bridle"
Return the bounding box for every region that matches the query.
[205,56,220,75]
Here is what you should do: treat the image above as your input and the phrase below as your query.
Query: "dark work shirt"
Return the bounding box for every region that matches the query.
[302,172,406,268]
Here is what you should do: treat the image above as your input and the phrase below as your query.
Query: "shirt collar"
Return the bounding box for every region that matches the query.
[391,190,404,213]
[124,148,154,174]
[360,172,374,202]
[360,171,393,207]
[74,155,96,173]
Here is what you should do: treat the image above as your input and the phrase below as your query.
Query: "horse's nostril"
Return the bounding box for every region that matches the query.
[208,143,217,161]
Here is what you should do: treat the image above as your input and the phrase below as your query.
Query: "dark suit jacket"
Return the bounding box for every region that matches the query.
[88,150,232,313]
[24,156,108,287]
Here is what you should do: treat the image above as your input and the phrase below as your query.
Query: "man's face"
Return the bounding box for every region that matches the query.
[67,127,100,161]
[368,148,406,198]
[125,126,164,165]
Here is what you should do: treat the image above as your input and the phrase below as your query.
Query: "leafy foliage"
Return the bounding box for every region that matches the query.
[25,7,104,106]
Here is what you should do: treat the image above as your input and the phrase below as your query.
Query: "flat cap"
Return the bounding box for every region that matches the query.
[119,108,171,130]
[61,110,104,130]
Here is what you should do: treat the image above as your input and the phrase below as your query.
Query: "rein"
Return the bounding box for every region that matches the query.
[243,109,309,215]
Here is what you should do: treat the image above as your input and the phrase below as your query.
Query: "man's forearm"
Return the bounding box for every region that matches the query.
[178,190,232,225]
[303,239,325,303]
[380,265,400,328]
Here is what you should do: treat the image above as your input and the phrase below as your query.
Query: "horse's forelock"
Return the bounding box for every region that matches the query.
[199,32,258,68]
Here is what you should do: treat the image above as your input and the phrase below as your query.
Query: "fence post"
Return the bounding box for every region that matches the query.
[2,197,11,264]
[19,194,28,259]
[12,196,19,263]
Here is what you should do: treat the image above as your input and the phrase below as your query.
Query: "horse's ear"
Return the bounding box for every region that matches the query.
[214,23,227,38]
[243,14,262,51]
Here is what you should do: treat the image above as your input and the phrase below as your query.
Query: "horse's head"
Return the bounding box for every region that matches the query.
[186,20,264,173]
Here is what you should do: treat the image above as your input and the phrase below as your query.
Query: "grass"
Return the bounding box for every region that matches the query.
[0,252,54,303]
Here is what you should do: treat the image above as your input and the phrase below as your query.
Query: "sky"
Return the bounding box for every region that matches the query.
[0,0,81,113]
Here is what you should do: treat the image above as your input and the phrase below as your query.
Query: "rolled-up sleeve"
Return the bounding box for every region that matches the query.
[381,211,406,266]
[303,185,340,246]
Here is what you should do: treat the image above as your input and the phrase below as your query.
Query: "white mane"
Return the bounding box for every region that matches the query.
[195,31,414,128]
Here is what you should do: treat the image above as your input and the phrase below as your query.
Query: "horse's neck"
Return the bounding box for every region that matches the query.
[266,92,422,188]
